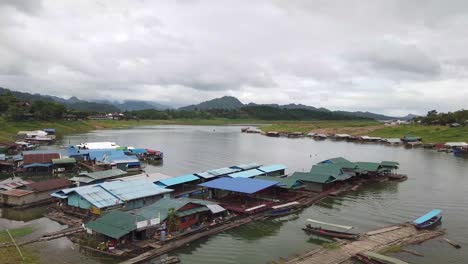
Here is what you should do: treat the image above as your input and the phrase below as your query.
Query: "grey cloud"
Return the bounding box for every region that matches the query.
[0,1,468,115]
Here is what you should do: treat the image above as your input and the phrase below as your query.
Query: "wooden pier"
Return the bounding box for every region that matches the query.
[286,224,444,264]
[120,216,258,264]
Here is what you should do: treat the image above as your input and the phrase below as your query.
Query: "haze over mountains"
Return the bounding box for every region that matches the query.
[0,87,416,120]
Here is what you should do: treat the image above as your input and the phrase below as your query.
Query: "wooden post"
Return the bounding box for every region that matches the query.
[6,229,25,261]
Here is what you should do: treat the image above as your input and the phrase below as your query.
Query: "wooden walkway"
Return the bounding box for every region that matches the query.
[286,224,444,264]
[120,216,256,264]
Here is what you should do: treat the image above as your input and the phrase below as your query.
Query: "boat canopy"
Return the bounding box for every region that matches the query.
[413,209,442,225]
[307,219,353,230]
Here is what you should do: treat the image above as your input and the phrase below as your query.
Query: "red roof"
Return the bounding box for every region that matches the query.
[1,189,34,197]
[25,178,71,192]
[23,153,60,165]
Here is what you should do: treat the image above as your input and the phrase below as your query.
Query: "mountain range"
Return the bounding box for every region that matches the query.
[180,96,416,120]
[0,87,417,120]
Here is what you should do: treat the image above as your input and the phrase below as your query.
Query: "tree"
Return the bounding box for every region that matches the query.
[166,208,180,232]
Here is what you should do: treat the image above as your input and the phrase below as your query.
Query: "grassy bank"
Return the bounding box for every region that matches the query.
[369,125,468,143]
[0,118,267,142]
[257,120,380,134]
[0,226,38,264]
[258,121,468,143]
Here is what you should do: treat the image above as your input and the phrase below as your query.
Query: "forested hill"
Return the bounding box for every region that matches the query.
[0,87,119,112]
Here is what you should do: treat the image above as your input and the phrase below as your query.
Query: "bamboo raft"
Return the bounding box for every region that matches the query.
[286,224,444,264]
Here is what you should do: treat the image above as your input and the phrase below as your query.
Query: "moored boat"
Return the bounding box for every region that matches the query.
[302,219,360,240]
[265,201,301,217]
[266,131,280,137]
[413,209,442,229]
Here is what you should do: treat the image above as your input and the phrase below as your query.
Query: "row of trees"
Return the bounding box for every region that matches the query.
[415,109,468,125]
[0,92,66,121]
[129,106,371,121]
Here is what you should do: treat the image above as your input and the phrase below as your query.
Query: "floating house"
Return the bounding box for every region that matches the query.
[52,158,77,173]
[69,169,127,186]
[155,174,201,197]
[199,177,280,214]
[0,178,71,207]
[21,150,61,173]
[227,169,266,179]
[52,179,173,215]
[195,167,242,180]
[76,142,120,149]
[85,197,225,243]
[401,135,422,143]
[257,164,287,176]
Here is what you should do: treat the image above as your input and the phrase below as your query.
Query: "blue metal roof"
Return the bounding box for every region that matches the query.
[199,177,279,194]
[195,171,216,179]
[100,180,172,201]
[413,209,442,224]
[208,167,241,176]
[87,149,126,162]
[258,164,287,173]
[73,185,123,208]
[156,174,199,187]
[227,169,265,178]
[232,163,260,170]
[105,155,140,164]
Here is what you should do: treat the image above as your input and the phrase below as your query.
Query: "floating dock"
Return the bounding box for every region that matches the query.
[286,224,444,264]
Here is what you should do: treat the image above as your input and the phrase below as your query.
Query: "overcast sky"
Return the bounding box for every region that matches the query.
[1,0,468,115]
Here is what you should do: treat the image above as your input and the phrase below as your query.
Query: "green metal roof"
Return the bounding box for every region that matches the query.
[52,158,76,164]
[254,176,303,189]
[86,198,218,239]
[86,211,143,239]
[380,161,399,168]
[322,157,358,169]
[290,172,336,184]
[310,164,344,177]
[355,162,381,173]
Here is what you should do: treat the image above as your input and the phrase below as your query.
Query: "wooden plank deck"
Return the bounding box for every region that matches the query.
[287,224,444,264]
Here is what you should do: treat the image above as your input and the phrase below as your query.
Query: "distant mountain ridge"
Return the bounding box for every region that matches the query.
[94,100,172,111]
[178,96,416,120]
[179,96,244,111]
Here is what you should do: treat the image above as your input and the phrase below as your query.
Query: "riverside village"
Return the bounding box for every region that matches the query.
[0,127,458,264]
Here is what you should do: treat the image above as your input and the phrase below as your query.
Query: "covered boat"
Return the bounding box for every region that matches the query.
[413,209,442,229]
[302,219,360,240]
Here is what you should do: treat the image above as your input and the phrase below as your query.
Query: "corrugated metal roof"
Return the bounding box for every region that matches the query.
[206,204,226,214]
[115,173,172,182]
[100,180,172,201]
[355,162,381,173]
[86,211,142,239]
[254,175,303,189]
[156,174,199,187]
[380,161,399,168]
[258,164,287,173]
[289,172,336,184]
[25,178,71,192]
[104,155,139,164]
[195,171,216,179]
[23,163,53,168]
[0,189,34,197]
[74,185,123,208]
[199,177,279,194]
[81,169,127,180]
[23,151,60,165]
[207,167,241,176]
[228,169,265,178]
[320,157,357,169]
[232,163,260,170]
[52,158,76,164]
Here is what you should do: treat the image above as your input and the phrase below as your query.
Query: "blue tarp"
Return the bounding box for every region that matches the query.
[258,164,287,173]
[413,209,442,224]
[199,177,279,194]
[227,169,265,178]
[156,174,200,187]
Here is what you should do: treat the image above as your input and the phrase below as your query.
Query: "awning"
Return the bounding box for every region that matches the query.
[206,204,226,214]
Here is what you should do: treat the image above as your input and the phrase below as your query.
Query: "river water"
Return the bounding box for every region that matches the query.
[1,125,467,263]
